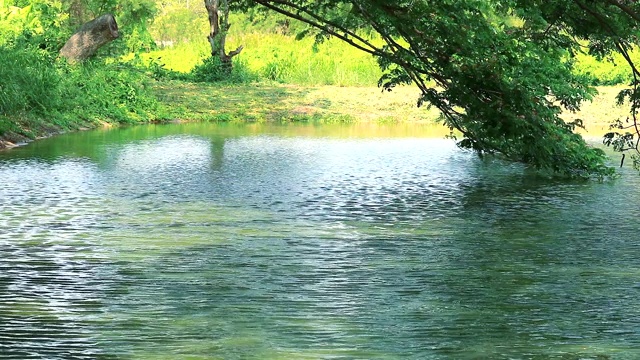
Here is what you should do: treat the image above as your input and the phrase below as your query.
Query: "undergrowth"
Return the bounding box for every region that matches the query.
[0,45,159,140]
[142,12,639,87]
[1,8,638,145]
[139,31,382,86]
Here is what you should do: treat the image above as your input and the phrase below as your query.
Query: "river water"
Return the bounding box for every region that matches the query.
[0,123,639,359]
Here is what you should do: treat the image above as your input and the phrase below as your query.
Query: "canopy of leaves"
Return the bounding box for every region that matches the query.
[249,0,640,178]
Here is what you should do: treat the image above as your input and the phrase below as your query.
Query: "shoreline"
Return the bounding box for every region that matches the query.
[0,83,628,150]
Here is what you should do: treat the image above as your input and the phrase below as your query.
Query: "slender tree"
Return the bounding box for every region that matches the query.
[204,0,243,72]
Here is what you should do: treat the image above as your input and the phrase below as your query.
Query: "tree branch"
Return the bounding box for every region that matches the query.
[253,0,383,57]
[604,0,640,22]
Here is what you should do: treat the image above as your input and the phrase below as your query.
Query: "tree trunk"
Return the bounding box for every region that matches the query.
[59,14,119,63]
[67,0,90,28]
[204,0,243,72]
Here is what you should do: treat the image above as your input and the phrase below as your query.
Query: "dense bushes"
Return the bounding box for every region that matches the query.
[60,61,159,123]
[0,45,159,139]
[0,0,161,141]
[0,48,61,117]
[190,55,258,83]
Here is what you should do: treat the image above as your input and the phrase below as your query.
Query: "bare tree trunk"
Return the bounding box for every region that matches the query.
[204,0,243,72]
[59,14,119,63]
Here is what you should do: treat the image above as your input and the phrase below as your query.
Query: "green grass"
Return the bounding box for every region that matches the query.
[0,48,61,118]
[151,79,632,138]
[1,18,637,149]
[0,45,160,147]
[0,47,65,142]
[139,31,382,87]
[152,80,440,125]
[143,10,382,86]
[574,50,640,86]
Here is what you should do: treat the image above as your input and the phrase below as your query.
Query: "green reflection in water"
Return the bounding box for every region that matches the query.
[1,123,639,359]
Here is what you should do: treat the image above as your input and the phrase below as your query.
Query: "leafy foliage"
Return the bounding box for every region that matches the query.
[1,0,157,58]
[190,55,257,83]
[0,44,158,139]
[149,1,205,45]
[0,46,61,117]
[0,0,70,50]
[245,0,640,177]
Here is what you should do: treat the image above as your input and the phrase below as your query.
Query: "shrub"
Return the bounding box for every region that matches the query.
[58,61,159,124]
[190,55,258,83]
[0,44,160,139]
[0,46,61,117]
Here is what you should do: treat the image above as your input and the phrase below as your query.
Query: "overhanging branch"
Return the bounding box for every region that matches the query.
[252,0,383,57]
[604,0,640,22]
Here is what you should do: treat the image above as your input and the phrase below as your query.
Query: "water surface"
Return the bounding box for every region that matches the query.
[1,123,639,359]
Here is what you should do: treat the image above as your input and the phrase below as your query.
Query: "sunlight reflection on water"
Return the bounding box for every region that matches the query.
[1,123,639,359]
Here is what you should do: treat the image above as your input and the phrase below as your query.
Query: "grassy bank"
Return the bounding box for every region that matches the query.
[0,36,633,149]
[0,76,630,148]
[153,81,627,135]
[1,3,639,149]
[0,49,160,148]
[153,81,437,124]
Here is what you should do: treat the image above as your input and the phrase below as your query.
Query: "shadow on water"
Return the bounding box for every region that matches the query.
[1,123,640,359]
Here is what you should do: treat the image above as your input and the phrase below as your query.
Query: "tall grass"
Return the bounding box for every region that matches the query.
[141,31,383,86]
[144,27,640,88]
[59,61,160,124]
[0,47,61,118]
[238,32,382,86]
[0,45,159,139]
[146,9,382,86]
[0,47,64,138]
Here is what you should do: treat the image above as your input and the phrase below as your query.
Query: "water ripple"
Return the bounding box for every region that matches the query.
[1,126,639,359]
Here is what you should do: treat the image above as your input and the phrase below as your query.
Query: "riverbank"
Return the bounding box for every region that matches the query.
[153,81,440,124]
[153,82,627,136]
[0,81,437,149]
[0,82,629,149]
